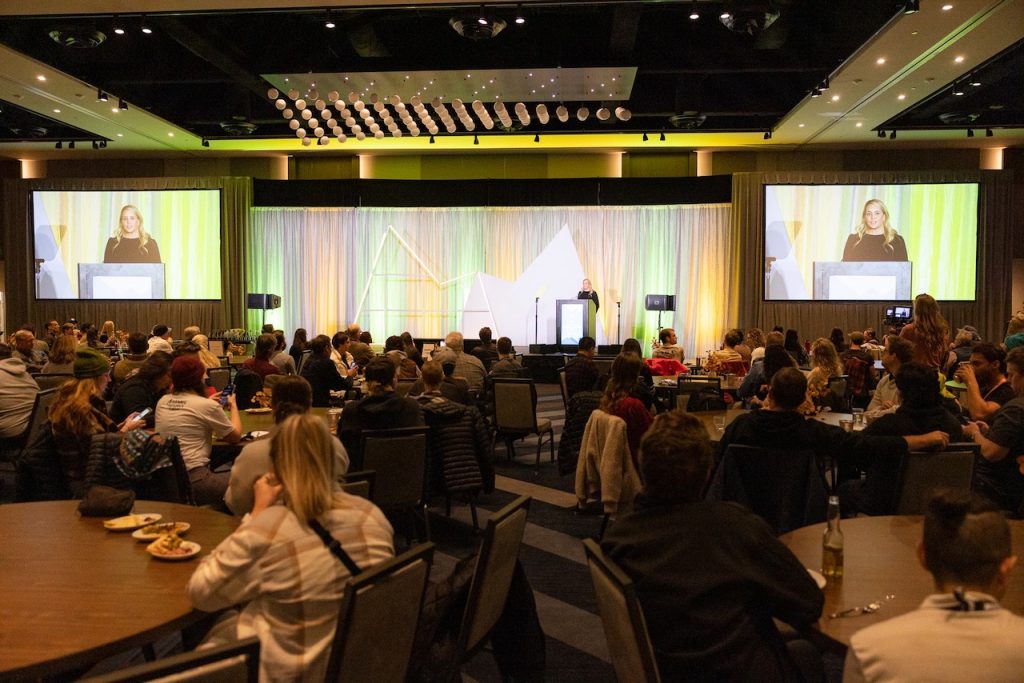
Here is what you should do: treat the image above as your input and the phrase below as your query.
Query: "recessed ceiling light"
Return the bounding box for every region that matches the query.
[117,133,123,137]
[897,94,906,100]
[141,27,152,34]
[168,132,174,137]
[52,108,60,113]
[690,10,699,20]
[798,123,805,128]
[720,12,731,20]
[36,75,46,81]
[942,3,953,9]
[954,56,965,63]
[876,57,886,65]
[831,95,840,102]
[911,30,919,36]
[856,122,863,127]
[111,107,119,113]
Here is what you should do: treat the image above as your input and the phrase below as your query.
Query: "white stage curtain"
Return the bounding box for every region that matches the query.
[249,203,734,358]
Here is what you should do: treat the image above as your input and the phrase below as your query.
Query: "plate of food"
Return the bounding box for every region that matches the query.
[132,521,191,542]
[103,513,162,531]
[245,407,272,414]
[807,568,827,590]
[146,533,201,561]
[945,380,967,390]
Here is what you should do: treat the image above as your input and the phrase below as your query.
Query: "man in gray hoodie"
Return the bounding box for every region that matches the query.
[0,343,40,439]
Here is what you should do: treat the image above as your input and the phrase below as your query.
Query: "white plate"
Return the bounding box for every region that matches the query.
[807,568,827,590]
[147,539,202,561]
[103,513,162,531]
[245,407,272,414]
[132,522,191,542]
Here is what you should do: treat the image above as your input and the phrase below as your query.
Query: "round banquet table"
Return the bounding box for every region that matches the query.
[779,515,1024,649]
[0,500,238,679]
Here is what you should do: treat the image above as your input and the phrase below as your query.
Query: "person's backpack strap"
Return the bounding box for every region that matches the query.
[308,519,363,575]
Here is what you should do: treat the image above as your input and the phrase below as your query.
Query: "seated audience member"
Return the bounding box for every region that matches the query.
[622,338,654,387]
[78,322,101,350]
[602,410,824,682]
[432,331,486,393]
[242,334,283,380]
[844,491,1024,683]
[842,331,878,409]
[652,328,683,361]
[113,332,150,383]
[400,332,423,367]
[599,353,653,465]
[783,329,809,366]
[188,413,394,682]
[954,343,1015,423]
[565,336,599,398]
[945,326,981,375]
[707,329,745,371]
[190,334,223,370]
[841,363,964,516]
[737,344,796,407]
[349,330,375,368]
[1004,311,1024,352]
[806,338,844,410]
[269,330,297,375]
[470,326,499,369]
[488,336,523,378]
[182,325,202,342]
[300,335,351,408]
[330,332,357,377]
[339,357,424,469]
[61,321,77,339]
[410,361,471,404]
[866,336,914,416]
[962,347,1024,512]
[413,361,448,404]
[110,352,172,428]
[156,356,241,505]
[225,376,349,515]
[49,349,144,496]
[43,320,60,349]
[0,344,40,439]
[718,368,949,466]
[861,327,884,351]
[40,333,77,374]
[746,328,766,363]
[384,335,420,379]
[829,327,848,354]
[287,328,308,367]
[147,324,174,354]
[11,329,46,372]
[98,321,117,347]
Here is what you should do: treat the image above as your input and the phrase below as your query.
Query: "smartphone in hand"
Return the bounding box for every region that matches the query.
[220,383,235,407]
[135,407,153,421]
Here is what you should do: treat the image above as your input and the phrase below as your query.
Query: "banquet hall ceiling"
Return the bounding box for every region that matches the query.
[0,0,1021,156]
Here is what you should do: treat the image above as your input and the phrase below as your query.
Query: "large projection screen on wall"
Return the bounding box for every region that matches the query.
[32,189,223,300]
[763,183,978,301]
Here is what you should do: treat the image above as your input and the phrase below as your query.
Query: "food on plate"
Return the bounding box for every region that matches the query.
[133,522,191,541]
[148,533,192,557]
[103,513,161,530]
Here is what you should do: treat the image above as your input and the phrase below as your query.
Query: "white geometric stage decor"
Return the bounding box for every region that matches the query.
[462,226,602,345]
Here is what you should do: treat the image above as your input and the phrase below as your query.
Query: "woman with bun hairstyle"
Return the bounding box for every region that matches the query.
[224,375,349,515]
[103,204,162,264]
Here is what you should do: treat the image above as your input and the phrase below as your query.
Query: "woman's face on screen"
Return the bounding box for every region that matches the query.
[120,208,141,236]
[863,202,885,233]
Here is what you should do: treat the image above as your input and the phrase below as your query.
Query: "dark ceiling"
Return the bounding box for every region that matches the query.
[0,1,910,143]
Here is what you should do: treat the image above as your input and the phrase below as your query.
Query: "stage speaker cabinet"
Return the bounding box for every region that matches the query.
[644,294,675,312]
[247,293,281,310]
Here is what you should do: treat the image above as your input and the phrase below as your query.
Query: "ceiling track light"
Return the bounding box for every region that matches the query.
[819,76,830,92]
[140,15,152,34]
[55,141,62,149]
[473,134,479,145]
[903,0,920,14]
[890,130,897,140]
[659,132,666,142]
[119,98,128,110]
[810,88,821,98]
[324,9,335,29]
[642,132,649,142]
[533,133,540,143]
[477,5,488,26]
[514,4,525,24]
[201,138,210,147]
[100,140,107,148]
[112,15,124,35]
[986,128,993,137]
[877,130,886,138]
[966,128,974,138]
[952,83,965,96]
[763,131,772,140]
[96,87,108,102]
[91,140,99,150]
[689,0,699,20]
[68,141,75,149]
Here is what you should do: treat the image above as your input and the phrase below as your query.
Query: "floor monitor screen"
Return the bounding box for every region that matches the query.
[32,189,223,300]
[763,183,978,301]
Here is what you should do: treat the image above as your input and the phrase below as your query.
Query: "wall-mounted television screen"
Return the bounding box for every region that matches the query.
[32,189,223,300]
[763,183,978,301]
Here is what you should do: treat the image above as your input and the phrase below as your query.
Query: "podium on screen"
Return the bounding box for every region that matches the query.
[812,261,912,301]
[78,263,166,300]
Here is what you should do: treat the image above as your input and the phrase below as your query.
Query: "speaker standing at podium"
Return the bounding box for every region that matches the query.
[103,205,162,264]
[841,199,908,262]
[577,278,599,312]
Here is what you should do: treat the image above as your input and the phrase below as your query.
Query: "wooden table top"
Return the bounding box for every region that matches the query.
[779,516,1024,649]
[0,501,238,678]
[237,405,334,435]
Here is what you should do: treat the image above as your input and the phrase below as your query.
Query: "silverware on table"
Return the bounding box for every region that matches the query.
[828,594,896,619]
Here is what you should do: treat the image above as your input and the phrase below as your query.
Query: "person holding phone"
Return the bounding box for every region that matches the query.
[110,351,172,428]
[103,205,162,264]
[156,356,241,505]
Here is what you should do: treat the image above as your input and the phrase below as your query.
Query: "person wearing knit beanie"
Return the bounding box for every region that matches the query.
[171,355,206,391]
[74,347,110,379]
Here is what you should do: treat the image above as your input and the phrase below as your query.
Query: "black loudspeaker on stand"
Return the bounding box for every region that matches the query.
[246,293,281,331]
[644,294,675,331]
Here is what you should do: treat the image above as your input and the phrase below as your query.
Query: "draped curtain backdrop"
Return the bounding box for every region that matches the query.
[2,177,251,335]
[732,171,1013,344]
[247,204,735,357]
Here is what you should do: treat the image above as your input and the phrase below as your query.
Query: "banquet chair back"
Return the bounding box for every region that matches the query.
[593,357,615,378]
[31,373,73,392]
[825,375,850,412]
[558,367,569,409]
[324,543,434,683]
[457,495,531,659]
[361,427,431,540]
[676,376,723,412]
[340,469,376,501]
[896,444,977,515]
[262,373,286,391]
[87,636,260,683]
[207,367,231,392]
[491,378,555,471]
[18,388,58,460]
[297,348,313,373]
[582,538,662,683]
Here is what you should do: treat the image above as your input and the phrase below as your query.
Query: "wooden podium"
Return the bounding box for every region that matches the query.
[78,263,165,299]
[813,261,912,301]
[556,299,597,348]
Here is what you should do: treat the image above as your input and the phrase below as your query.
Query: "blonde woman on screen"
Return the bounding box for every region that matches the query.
[842,199,908,262]
[103,204,162,264]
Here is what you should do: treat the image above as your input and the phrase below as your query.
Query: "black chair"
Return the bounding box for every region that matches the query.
[297,348,313,373]
[676,376,723,411]
[85,636,260,682]
[341,468,377,500]
[31,373,74,392]
[0,388,58,464]
[896,443,977,515]
[361,427,432,542]
[706,444,829,535]
[582,538,662,683]
[490,377,555,472]
[207,366,231,392]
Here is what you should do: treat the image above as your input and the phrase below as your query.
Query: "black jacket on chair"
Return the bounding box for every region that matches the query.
[418,396,493,494]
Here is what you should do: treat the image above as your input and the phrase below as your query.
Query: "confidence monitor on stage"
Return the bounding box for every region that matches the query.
[556,299,596,347]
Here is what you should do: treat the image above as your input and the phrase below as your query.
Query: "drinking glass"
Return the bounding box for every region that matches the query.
[713,415,726,433]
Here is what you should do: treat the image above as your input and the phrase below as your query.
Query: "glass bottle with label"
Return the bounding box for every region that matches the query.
[822,495,844,578]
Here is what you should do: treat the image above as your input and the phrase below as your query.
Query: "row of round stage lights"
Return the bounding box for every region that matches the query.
[266,88,631,145]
